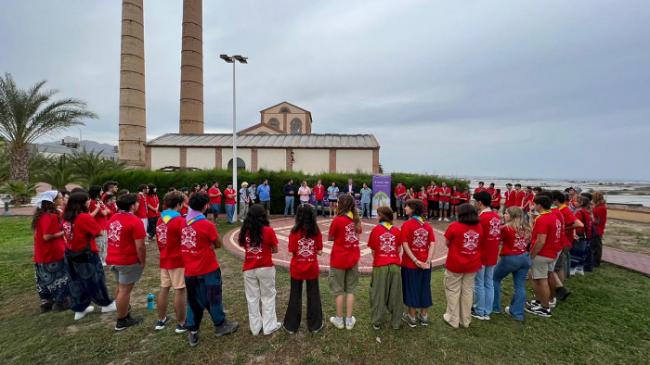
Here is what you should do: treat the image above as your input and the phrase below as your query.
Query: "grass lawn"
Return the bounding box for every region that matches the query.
[1,216,649,365]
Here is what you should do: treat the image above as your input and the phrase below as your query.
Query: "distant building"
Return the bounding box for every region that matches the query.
[146,102,380,174]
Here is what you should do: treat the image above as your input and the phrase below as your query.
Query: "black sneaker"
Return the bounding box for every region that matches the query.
[154,316,169,331]
[556,287,571,301]
[115,314,142,331]
[40,301,53,313]
[417,313,430,326]
[175,323,188,334]
[528,307,552,318]
[214,319,239,337]
[401,313,417,328]
[188,331,199,347]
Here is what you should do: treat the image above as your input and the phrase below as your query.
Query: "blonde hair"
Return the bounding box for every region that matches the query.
[505,206,531,240]
[592,191,606,205]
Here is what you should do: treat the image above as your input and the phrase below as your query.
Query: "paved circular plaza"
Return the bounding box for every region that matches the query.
[224,217,449,274]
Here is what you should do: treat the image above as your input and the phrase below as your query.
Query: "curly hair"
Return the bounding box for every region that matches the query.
[32,200,59,230]
[292,204,320,238]
[239,204,270,248]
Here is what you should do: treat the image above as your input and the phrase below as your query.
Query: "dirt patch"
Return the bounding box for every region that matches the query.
[603,219,650,255]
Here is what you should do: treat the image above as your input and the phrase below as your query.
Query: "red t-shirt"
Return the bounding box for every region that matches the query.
[418,192,429,207]
[33,213,66,263]
[444,222,483,273]
[551,208,565,252]
[146,195,160,218]
[474,187,486,194]
[426,187,435,201]
[208,187,222,205]
[559,205,577,247]
[180,203,189,216]
[439,187,451,202]
[479,210,502,266]
[504,190,514,208]
[531,211,562,258]
[395,185,407,201]
[106,212,147,266]
[491,192,501,208]
[63,213,101,253]
[136,193,148,218]
[181,219,220,276]
[523,193,535,212]
[88,200,109,230]
[156,215,185,269]
[459,192,470,204]
[242,226,278,271]
[400,218,435,269]
[513,190,526,207]
[451,191,461,205]
[367,224,401,267]
[592,203,607,236]
[288,230,323,280]
[224,188,237,205]
[328,215,361,270]
[313,185,326,201]
[500,226,529,256]
[486,187,495,197]
[575,208,592,239]
[432,187,442,202]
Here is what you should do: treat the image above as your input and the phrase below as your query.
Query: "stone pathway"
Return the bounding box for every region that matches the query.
[602,247,650,277]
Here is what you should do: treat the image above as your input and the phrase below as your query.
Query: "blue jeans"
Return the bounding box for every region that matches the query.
[211,204,221,216]
[492,254,530,320]
[315,200,325,216]
[361,203,371,218]
[284,196,295,216]
[570,239,590,269]
[225,204,235,223]
[473,264,495,316]
[185,269,225,332]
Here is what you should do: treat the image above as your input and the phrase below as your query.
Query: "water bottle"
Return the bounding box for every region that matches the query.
[147,293,155,311]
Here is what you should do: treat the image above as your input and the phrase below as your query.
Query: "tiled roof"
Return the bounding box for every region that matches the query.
[146,133,379,149]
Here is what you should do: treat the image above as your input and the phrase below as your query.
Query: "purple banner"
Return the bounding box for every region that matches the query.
[371,175,392,216]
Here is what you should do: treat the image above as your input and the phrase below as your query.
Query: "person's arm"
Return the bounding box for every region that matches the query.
[89,202,101,217]
[425,242,435,269]
[530,234,545,259]
[43,231,65,241]
[445,238,451,248]
[402,242,423,268]
[215,235,223,249]
[135,238,146,267]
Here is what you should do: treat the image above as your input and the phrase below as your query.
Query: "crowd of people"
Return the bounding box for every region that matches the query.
[30,178,608,347]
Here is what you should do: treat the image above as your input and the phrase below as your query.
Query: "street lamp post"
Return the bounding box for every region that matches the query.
[220,54,247,222]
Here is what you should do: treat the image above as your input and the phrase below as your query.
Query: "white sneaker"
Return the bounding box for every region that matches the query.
[329,316,345,329]
[264,322,282,335]
[345,316,357,330]
[444,218,450,222]
[570,268,577,276]
[74,305,95,320]
[577,267,585,276]
[549,298,557,308]
[101,301,117,313]
[438,218,442,221]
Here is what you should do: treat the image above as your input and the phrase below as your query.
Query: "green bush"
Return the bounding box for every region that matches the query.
[92,169,468,215]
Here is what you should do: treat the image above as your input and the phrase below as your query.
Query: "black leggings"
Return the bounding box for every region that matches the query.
[283,278,322,332]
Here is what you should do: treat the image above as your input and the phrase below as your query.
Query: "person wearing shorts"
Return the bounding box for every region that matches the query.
[106,193,147,331]
[531,255,555,280]
[329,264,360,297]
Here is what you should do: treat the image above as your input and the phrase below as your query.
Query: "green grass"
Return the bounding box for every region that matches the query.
[1,216,649,364]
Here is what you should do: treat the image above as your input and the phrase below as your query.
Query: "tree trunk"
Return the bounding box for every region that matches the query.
[9,145,30,183]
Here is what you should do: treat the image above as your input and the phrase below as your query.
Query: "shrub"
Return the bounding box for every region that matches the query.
[92,169,468,215]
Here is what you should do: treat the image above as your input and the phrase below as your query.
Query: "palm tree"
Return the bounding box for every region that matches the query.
[33,154,79,189]
[69,149,126,186]
[0,73,96,183]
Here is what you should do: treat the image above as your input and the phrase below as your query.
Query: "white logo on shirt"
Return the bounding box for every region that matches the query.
[379,232,397,254]
[62,221,73,242]
[514,233,528,251]
[413,228,429,248]
[463,230,480,251]
[181,226,197,249]
[555,220,562,244]
[344,223,358,243]
[245,237,263,255]
[489,217,501,237]
[297,237,315,257]
[107,220,122,246]
[156,224,167,248]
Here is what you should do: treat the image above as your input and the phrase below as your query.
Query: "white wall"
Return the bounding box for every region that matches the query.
[221,148,251,170]
[336,149,373,174]
[293,149,329,174]
[186,148,215,170]
[151,147,180,170]
[257,148,286,171]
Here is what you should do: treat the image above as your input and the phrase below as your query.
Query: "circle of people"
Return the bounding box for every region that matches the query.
[30,179,607,347]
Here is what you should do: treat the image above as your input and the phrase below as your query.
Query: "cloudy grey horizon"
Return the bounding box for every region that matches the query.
[1,0,649,180]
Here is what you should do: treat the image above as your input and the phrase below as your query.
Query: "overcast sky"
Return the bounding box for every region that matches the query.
[1,0,649,180]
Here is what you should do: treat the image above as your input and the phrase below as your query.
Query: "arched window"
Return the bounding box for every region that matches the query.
[268,118,280,129]
[290,118,302,134]
[279,106,290,113]
[227,157,246,170]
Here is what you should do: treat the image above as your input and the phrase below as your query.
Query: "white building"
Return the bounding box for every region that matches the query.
[145,102,380,174]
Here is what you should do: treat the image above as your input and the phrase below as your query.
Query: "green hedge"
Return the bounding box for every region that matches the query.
[91,169,468,215]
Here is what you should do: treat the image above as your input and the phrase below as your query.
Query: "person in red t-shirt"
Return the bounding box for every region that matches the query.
[486,183,495,198]
[146,184,161,240]
[591,191,607,267]
[154,191,187,333]
[313,179,326,217]
[394,182,407,219]
[238,204,281,336]
[418,186,429,219]
[438,182,451,222]
[474,181,486,195]
[571,196,593,275]
[426,183,437,219]
[89,185,111,266]
[504,183,514,208]
[208,181,222,222]
[224,183,237,224]
[283,204,324,333]
[525,194,561,318]
[33,190,70,312]
[181,193,239,346]
[513,184,526,207]
[472,191,501,320]
[400,199,435,328]
[450,186,461,220]
[106,193,147,331]
[491,188,502,212]
[136,184,149,230]
[552,191,583,285]
[63,192,116,321]
[443,203,483,328]
[367,206,402,330]
[328,194,362,330]
[432,183,442,220]
[493,207,531,321]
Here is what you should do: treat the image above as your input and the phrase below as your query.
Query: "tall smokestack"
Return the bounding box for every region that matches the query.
[118,0,147,166]
[179,0,204,134]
